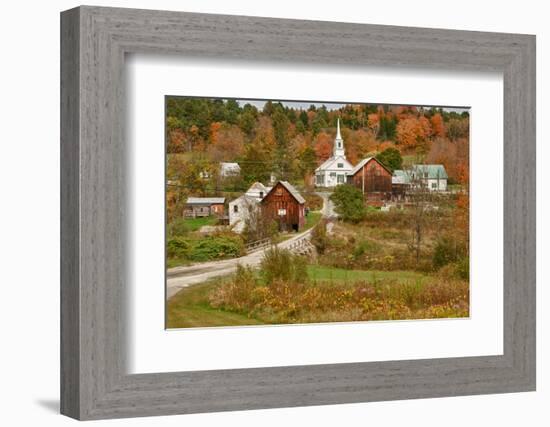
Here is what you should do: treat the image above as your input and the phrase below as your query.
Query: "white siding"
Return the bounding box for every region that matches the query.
[229,196,259,233]
[427,178,447,191]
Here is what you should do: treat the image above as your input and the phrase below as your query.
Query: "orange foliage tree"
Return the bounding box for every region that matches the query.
[396,116,430,148]
[430,113,445,138]
[207,123,245,162]
[167,128,187,153]
[313,132,333,163]
[367,113,380,134]
[344,129,377,164]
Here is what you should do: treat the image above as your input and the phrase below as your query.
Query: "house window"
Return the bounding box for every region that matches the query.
[338,142,342,148]
[233,205,238,213]
[276,188,283,196]
[330,172,337,178]
[259,191,264,198]
[337,175,345,184]
[431,182,437,189]
[337,163,344,168]
[316,174,325,185]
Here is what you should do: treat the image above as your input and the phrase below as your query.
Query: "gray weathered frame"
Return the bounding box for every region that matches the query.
[60,5,536,420]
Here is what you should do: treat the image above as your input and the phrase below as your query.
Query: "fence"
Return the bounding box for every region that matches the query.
[245,237,271,253]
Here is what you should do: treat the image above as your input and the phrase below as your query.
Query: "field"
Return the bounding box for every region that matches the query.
[167,263,468,329]
[167,281,262,328]
[167,189,469,328]
[178,216,218,231]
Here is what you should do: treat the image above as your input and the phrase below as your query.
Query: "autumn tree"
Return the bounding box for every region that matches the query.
[166,154,189,221]
[242,203,278,243]
[396,116,430,148]
[447,117,469,141]
[272,107,292,179]
[299,145,317,182]
[430,113,445,138]
[345,129,377,164]
[207,123,245,162]
[313,131,333,163]
[406,169,437,264]
[167,128,187,153]
[367,113,380,135]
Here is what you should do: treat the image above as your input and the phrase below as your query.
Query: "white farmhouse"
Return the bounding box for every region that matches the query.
[229,182,270,233]
[245,181,271,199]
[314,119,354,187]
[220,162,241,177]
[411,164,448,191]
[392,165,448,192]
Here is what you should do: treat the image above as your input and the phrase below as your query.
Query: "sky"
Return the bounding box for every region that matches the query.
[236,98,469,113]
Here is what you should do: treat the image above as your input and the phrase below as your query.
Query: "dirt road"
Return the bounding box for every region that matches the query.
[166,192,335,300]
[166,227,315,299]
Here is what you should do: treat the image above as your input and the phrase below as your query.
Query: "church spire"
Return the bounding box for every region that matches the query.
[336,117,342,140]
[333,118,346,158]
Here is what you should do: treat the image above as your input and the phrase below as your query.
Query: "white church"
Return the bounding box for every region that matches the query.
[314,119,354,187]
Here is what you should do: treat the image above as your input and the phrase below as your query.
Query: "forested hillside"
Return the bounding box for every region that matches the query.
[166,97,469,219]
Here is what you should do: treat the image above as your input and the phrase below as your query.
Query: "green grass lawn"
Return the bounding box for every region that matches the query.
[167,280,263,328]
[182,216,218,231]
[306,264,429,284]
[166,256,191,269]
[304,211,322,230]
[167,264,435,328]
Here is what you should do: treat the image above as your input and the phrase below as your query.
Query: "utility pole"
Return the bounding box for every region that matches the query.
[362,165,365,195]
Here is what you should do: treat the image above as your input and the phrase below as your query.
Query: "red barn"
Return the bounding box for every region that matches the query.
[347,157,393,194]
[261,181,305,232]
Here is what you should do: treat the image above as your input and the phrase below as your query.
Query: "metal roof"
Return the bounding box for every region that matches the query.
[229,194,259,205]
[392,169,412,184]
[186,197,225,205]
[247,181,268,191]
[265,181,305,204]
[412,164,448,179]
[348,157,373,176]
[348,157,393,176]
[280,181,305,204]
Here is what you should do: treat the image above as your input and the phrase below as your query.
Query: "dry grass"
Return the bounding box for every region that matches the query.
[207,265,469,325]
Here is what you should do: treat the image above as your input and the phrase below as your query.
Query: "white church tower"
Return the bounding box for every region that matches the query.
[314,118,354,187]
[333,118,346,158]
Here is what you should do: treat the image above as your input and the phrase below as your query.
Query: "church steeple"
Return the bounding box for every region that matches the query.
[333,118,346,158]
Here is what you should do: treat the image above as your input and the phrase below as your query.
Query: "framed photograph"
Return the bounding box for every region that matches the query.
[164,96,471,329]
[61,6,536,420]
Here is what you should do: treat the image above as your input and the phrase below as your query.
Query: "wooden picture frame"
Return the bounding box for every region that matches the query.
[60,6,536,420]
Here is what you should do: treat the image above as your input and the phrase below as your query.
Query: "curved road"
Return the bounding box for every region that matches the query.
[167,191,337,299]
[166,227,315,299]
[316,191,338,219]
[166,192,336,300]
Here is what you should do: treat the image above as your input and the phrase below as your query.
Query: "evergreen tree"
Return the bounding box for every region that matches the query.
[376,147,403,172]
